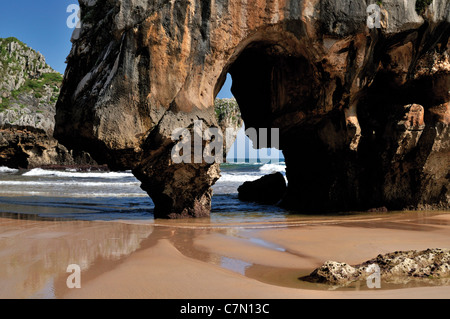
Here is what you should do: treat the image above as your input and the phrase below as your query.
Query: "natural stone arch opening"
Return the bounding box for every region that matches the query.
[214,38,345,213]
[215,37,318,153]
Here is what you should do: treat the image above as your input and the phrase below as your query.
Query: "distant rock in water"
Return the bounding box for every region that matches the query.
[0,37,97,169]
[215,98,243,159]
[238,172,287,205]
[301,248,450,287]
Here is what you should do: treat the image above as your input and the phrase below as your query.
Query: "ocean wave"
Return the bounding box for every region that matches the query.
[71,192,147,198]
[224,161,285,166]
[22,168,134,179]
[259,163,286,173]
[0,181,140,187]
[223,162,263,166]
[0,166,19,173]
[216,174,261,183]
[0,190,148,198]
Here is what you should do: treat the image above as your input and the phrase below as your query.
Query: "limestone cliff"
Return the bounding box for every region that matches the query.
[55,0,450,218]
[0,37,59,134]
[215,98,243,157]
[0,37,96,168]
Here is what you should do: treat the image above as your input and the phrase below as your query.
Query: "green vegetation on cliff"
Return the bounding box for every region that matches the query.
[1,72,62,111]
[0,37,26,59]
[214,98,242,129]
[415,0,433,15]
[0,37,62,113]
[0,38,28,78]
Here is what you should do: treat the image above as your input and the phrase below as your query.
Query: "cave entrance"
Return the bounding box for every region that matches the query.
[215,39,316,152]
[216,73,284,164]
[213,39,340,213]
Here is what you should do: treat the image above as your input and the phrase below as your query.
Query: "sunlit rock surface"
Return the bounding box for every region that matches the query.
[55,0,449,218]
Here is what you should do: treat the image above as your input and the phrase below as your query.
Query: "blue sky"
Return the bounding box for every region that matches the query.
[217,74,233,99]
[0,1,76,74]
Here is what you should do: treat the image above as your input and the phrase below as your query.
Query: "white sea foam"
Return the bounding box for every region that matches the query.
[224,161,263,165]
[0,190,147,198]
[217,174,261,183]
[0,181,140,187]
[74,192,147,198]
[259,163,286,173]
[0,166,19,173]
[22,168,134,179]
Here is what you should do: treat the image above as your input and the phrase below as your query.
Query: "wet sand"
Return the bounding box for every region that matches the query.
[0,211,449,299]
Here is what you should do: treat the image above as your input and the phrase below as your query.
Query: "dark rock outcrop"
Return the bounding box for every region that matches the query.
[238,172,287,205]
[0,125,96,169]
[55,0,449,218]
[301,248,450,287]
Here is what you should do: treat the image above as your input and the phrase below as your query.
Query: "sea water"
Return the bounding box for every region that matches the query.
[0,162,288,223]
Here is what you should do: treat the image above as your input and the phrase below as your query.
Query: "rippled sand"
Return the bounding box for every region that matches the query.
[0,211,449,299]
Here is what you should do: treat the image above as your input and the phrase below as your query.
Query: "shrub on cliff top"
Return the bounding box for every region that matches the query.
[415,0,433,15]
[214,98,242,126]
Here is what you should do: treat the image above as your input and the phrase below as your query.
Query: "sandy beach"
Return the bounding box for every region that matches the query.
[0,211,449,299]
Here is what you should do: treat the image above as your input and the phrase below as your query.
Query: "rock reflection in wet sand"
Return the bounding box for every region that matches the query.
[0,214,152,299]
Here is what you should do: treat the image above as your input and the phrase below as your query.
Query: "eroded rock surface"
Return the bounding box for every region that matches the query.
[302,248,450,287]
[55,0,450,218]
[0,125,94,169]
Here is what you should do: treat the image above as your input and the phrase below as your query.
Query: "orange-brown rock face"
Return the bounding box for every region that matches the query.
[55,0,450,218]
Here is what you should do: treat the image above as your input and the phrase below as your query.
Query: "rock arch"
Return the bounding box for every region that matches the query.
[55,0,450,218]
